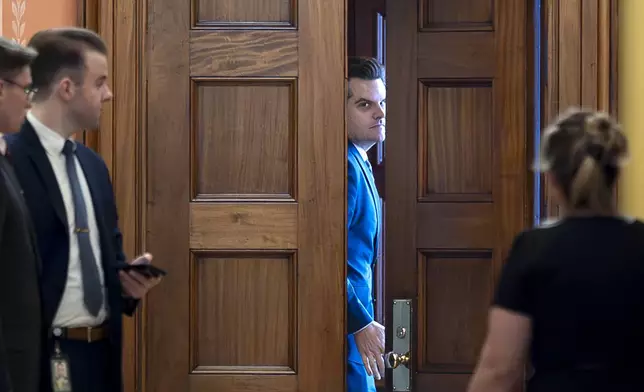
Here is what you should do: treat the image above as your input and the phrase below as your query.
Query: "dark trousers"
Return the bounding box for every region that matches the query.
[42,338,113,392]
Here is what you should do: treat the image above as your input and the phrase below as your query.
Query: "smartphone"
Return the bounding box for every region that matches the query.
[116,263,167,279]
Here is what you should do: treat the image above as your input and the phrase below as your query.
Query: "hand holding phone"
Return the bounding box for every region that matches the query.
[117,253,165,299]
[117,263,167,279]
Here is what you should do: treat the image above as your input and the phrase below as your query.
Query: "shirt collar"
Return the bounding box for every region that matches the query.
[0,133,5,155]
[352,142,369,162]
[27,111,69,157]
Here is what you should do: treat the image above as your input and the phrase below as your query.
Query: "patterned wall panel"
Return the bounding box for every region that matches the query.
[2,0,77,44]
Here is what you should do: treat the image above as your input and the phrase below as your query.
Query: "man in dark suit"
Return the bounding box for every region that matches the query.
[5,28,162,392]
[346,57,387,392]
[0,36,42,392]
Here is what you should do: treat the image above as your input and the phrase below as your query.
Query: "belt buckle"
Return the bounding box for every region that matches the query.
[86,326,93,343]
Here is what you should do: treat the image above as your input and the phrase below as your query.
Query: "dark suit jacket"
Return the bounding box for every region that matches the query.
[346,143,380,385]
[0,153,42,392]
[5,121,139,392]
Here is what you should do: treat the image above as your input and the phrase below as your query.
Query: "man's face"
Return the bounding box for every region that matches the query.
[0,66,32,132]
[347,77,386,151]
[69,50,112,130]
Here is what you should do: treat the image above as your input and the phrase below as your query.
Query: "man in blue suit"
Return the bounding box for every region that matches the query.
[5,28,162,392]
[346,57,387,392]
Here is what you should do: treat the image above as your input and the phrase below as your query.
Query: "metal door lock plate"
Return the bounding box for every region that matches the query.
[391,299,412,391]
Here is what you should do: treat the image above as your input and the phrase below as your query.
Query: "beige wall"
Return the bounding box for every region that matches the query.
[1,0,77,45]
[618,0,644,218]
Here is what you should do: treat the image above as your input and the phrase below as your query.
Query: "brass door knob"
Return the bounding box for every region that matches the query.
[384,351,410,369]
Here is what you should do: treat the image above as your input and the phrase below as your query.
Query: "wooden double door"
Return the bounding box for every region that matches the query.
[141,0,530,391]
[351,0,531,390]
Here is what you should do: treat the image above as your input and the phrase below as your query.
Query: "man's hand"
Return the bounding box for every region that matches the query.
[353,321,386,380]
[119,253,162,299]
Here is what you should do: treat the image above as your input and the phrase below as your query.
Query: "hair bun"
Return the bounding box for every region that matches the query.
[585,142,605,162]
[539,107,627,214]
[584,112,628,167]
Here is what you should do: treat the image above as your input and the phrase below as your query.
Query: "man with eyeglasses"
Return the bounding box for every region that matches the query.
[0,36,43,392]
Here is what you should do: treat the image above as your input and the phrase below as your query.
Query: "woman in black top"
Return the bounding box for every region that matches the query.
[468,108,642,392]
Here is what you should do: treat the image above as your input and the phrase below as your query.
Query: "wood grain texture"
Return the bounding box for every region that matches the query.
[386,0,528,389]
[79,0,101,153]
[79,1,141,391]
[193,0,295,28]
[419,0,493,31]
[296,0,346,390]
[417,32,494,78]
[418,80,493,201]
[416,203,495,249]
[145,0,191,389]
[144,0,345,391]
[189,204,297,249]
[113,1,142,390]
[190,252,296,371]
[543,0,618,218]
[191,79,296,200]
[418,250,493,372]
[189,375,297,391]
[190,31,298,77]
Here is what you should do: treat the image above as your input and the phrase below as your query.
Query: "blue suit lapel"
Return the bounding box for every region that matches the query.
[350,146,379,216]
[349,144,381,256]
[21,122,68,227]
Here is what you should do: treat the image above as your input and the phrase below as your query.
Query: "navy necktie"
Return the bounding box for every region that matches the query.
[62,140,103,316]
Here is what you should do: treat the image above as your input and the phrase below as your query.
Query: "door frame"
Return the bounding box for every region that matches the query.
[77,1,146,391]
[541,0,619,218]
[82,0,619,391]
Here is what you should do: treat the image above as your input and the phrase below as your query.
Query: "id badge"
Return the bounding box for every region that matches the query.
[51,342,72,392]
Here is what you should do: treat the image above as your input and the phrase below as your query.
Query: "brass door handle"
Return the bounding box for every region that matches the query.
[385,351,411,369]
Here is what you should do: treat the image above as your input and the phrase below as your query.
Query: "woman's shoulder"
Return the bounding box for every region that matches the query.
[530,215,644,229]
[516,215,644,246]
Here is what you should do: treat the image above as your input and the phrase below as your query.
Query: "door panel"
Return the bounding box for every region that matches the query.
[386,0,529,390]
[144,1,346,391]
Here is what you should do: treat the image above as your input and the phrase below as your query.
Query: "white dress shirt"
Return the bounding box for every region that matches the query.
[353,143,369,162]
[28,111,107,327]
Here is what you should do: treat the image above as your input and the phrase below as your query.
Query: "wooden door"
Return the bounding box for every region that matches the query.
[142,1,346,391]
[385,0,530,390]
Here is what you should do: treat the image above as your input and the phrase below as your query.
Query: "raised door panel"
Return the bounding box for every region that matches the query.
[420,0,493,30]
[194,0,294,27]
[144,0,345,391]
[386,0,528,390]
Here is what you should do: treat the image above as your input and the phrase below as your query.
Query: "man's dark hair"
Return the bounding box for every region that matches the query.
[27,27,107,100]
[0,37,37,79]
[347,57,385,99]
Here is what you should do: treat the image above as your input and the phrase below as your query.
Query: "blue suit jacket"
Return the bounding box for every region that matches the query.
[5,120,138,392]
[347,143,380,387]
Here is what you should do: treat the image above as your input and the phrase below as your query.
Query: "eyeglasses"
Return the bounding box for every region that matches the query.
[1,78,38,100]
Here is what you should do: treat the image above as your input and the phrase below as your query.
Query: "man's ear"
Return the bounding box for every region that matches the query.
[56,78,76,102]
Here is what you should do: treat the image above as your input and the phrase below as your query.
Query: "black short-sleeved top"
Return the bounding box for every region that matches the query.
[494,216,644,392]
